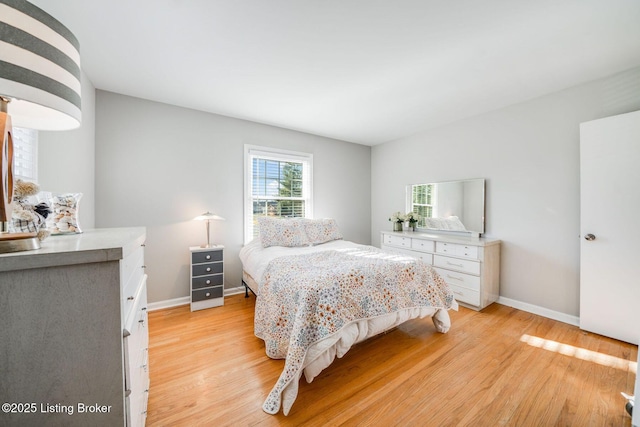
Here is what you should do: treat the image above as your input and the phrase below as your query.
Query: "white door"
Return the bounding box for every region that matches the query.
[580,110,640,345]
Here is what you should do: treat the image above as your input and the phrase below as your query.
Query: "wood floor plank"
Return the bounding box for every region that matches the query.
[146,295,637,426]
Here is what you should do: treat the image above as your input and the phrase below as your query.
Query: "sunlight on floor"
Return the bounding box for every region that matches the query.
[520,334,637,373]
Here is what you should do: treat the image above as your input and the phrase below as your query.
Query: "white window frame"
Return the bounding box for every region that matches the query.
[244,144,313,244]
[12,127,39,182]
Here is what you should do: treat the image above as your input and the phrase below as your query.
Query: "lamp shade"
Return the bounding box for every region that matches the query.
[0,0,81,130]
[193,212,225,221]
[193,211,225,248]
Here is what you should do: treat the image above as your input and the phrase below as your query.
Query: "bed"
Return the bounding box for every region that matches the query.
[239,217,457,415]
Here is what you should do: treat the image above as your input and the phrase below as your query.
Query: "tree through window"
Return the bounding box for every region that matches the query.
[244,146,313,242]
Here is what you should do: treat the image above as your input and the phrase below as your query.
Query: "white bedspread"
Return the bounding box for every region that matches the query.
[239,239,457,415]
[240,238,379,294]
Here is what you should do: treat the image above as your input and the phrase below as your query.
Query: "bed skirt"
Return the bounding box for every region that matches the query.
[242,270,453,415]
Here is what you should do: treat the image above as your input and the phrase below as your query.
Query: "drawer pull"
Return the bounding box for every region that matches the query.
[447,274,464,281]
[142,265,147,269]
[127,296,134,300]
[447,261,464,268]
[206,255,211,260]
[206,267,212,272]
[206,292,211,297]
[206,280,211,285]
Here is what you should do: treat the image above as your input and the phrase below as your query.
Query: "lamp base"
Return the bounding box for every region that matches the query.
[200,244,221,249]
[0,232,41,254]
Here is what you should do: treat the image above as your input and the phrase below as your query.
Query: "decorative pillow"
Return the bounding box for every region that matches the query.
[303,218,343,245]
[257,217,310,248]
[45,193,83,234]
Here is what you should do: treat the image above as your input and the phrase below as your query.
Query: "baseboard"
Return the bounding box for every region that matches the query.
[147,286,248,312]
[497,296,579,327]
[148,296,190,311]
[224,285,246,296]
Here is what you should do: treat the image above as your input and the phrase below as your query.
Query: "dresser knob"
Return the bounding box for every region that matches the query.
[584,233,596,241]
[206,267,211,272]
[206,280,211,285]
[206,255,211,260]
[127,296,134,300]
[205,292,211,297]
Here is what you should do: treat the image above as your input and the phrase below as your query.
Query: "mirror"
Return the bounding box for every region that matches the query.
[406,178,485,236]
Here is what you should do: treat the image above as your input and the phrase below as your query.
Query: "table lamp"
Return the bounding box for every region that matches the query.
[193,211,225,248]
[0,0,82,253]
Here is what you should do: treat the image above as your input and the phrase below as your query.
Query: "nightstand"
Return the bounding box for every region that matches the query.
[190,245,224,311]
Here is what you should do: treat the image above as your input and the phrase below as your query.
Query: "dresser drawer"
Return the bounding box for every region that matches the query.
[435,242,479,259]
[192,262,223,277]
[433,267,480,291]
[433,255,481,275]
[121,245,145,320]
[383,234,411,248]
[126,376,149,427]
[192,249,223,264]
[192,286,223,302]
[448,284,480,306]
[192,274,224,289]
[411,239,435,253]
[122,244,145,288]
[411,251,433,264]
[124,275,149,396]
[382,245,433,264]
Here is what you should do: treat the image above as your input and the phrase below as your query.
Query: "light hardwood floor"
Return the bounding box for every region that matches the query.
[147,294,637,426]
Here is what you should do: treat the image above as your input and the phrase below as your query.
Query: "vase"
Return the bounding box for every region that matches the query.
[409,223,417,231]
[393,222,403,232]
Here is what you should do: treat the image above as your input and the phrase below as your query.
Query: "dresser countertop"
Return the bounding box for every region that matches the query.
[381,230,501,246]
[0,227,146,272]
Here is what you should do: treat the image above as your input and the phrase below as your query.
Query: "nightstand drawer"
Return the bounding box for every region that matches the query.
[192,262,223,277]
[192,286,223,302]
[192,274,224,289]
[192,250,223,264]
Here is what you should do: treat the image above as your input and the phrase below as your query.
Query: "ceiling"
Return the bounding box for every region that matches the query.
[31,0,640,145]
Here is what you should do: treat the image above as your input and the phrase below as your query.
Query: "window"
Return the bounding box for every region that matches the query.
[244,145,313,243]
[12,127,39,182]
[408,183,436,227]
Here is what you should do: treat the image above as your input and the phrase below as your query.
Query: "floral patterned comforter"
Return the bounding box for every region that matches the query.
[255,245,455,415]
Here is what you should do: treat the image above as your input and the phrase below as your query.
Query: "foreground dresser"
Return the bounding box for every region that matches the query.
[381,231,500,310]
[0,228,148,426]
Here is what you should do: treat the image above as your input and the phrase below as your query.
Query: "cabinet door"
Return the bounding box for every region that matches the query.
[579,110,640,345]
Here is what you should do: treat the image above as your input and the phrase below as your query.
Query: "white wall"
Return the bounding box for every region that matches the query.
[95,91,371,303]
[372,67,640,317]
[38,70,96,229]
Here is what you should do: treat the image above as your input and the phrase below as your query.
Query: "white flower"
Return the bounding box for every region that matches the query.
[389,211,406,223]
[405,211,420,222]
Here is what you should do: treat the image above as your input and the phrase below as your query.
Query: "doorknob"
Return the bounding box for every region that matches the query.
[584,234,596,241]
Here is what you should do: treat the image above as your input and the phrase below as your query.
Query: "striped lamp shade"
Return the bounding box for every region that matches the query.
[0,0,81,130]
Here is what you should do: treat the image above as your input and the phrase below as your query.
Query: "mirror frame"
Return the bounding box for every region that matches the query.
[406,178,485,236]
